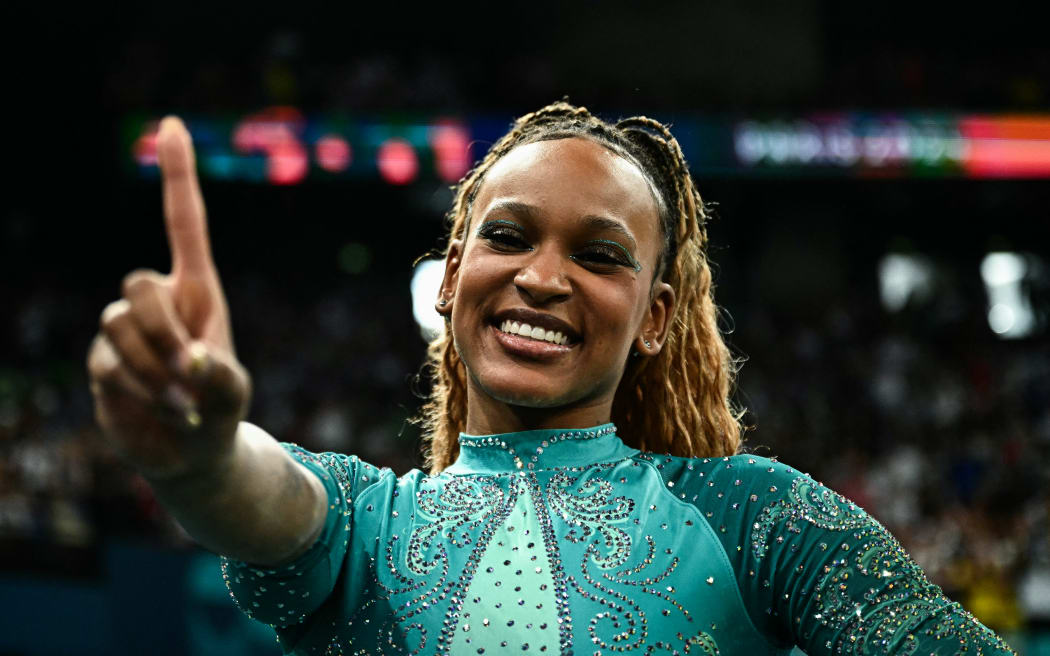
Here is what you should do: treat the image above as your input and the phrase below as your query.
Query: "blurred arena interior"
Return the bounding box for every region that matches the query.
[2,3,1049,654]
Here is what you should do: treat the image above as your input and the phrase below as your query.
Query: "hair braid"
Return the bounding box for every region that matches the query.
[417,101,744,473]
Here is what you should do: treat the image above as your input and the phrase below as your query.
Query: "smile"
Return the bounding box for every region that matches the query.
[498,320,569,345]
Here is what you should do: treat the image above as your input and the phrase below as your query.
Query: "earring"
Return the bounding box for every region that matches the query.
[643,339,652,348]
[438,299,448,306]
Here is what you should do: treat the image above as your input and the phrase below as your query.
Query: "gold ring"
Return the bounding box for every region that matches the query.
[187,342,209,377]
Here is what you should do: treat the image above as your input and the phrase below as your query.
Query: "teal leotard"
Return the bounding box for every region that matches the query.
[221,424,1015,655]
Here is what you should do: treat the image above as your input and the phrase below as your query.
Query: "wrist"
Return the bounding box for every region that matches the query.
[143,422,243,492]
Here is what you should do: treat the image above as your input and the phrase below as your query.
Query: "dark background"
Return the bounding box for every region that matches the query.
[1,3,1048,654]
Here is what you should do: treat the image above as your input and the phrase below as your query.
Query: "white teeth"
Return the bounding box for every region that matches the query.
[498,320,569,345]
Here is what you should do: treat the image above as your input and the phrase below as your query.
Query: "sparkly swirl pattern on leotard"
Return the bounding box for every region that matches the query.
[547,467,719,654]
[750,475,1016,655]
[367,476,511,654]
[219,428,1013,656]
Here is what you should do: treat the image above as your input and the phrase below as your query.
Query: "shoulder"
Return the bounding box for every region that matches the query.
[630,451,842,552]
[635,450,907,566]
[278,442,427,498]
[630,451,808,498]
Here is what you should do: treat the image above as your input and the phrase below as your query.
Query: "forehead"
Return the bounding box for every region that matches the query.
[472,137,660,237]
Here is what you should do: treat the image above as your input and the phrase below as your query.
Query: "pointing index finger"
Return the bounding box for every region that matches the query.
[157,116,215,279]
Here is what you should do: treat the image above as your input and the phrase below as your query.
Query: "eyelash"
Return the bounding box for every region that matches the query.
[575,239,642,272]
[477,222,530,250]
[475,221,641,272]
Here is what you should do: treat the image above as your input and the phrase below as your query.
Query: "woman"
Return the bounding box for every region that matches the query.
[87,103,1016,654]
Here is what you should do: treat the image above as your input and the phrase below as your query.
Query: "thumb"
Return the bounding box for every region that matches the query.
[184,341,251,419]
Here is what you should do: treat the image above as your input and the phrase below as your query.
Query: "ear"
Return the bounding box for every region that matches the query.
[435,239,463,316]
[635,281,675,356]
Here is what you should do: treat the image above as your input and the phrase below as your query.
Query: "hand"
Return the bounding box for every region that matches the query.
[87,117,251,481]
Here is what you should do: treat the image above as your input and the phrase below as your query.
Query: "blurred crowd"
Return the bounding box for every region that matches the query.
[3,8,1048,649]
[2,264,1048,636]
[90,7,1050,119]
[736,294,1050,636]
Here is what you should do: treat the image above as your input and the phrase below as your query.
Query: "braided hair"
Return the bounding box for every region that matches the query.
[418,101,744,473]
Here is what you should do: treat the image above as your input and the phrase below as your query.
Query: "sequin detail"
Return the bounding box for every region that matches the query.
[220,438,1012,655]
[362,476,514,653]
[459,425,617,471]
[752,475,1016,655]
[547,466,718,654]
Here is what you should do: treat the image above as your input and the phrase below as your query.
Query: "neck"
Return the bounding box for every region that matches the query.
[464,390,613,436]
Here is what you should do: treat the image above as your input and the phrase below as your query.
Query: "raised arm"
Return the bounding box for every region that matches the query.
[86,117,326,565]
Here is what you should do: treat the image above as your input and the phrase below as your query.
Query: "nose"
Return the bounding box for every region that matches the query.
[514,248,571,304]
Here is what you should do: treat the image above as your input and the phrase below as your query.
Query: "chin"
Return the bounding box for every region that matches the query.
[472,369,583,410]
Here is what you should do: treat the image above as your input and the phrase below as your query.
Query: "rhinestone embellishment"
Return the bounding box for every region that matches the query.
[459,425,617,470]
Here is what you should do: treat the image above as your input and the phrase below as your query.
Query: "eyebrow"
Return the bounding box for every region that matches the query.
[483,201,638,251]
[580,215,638,252]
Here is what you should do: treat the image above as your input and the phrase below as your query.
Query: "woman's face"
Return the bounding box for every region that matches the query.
[438,137,675,426]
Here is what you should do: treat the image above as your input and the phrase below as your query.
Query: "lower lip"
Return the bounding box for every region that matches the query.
[492,325,575,359]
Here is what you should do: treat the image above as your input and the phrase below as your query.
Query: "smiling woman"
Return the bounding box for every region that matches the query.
[420,103,743,473]
[435,136,675,432]
[88,103,1016,655]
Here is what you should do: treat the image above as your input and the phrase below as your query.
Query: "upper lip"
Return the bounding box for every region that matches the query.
[492,308,581,343]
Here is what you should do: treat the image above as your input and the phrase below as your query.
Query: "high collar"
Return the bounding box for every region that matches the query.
[444,423,638,474]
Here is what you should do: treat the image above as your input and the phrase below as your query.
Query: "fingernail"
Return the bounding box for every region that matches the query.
[159,116,183,136]
[181,341,210,381]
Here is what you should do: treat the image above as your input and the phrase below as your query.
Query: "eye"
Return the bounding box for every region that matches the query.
[571,240,642,272]
[477,220,531,252]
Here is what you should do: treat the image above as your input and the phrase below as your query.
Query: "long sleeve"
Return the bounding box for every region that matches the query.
[681,455,1016,655]
[215,429,1018,654]
[219,444,393,649]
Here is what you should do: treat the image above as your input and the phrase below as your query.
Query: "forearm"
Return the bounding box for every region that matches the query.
[147,421,327,565]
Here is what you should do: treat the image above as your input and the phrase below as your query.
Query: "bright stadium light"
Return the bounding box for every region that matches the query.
[878,254,934,312]
[980,252,1034,339]
[411,259,446,341]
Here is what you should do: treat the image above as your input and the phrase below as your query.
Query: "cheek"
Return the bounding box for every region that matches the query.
[457,257,491,289]
[450,253,508,331]
[456,248,509,292]
[580,280,648,348]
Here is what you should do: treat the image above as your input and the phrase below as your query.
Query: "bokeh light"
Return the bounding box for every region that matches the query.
[410,259,445,341]
[981,252,1035,339]
[428,122,471,183]
[315,135,352,172]
[377,138,419,185]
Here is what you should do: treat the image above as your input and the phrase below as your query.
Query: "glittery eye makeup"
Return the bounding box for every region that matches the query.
[476,219,531,251]
[475,218,640,272]
[476,219,525,236]
[573,239,642,272]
